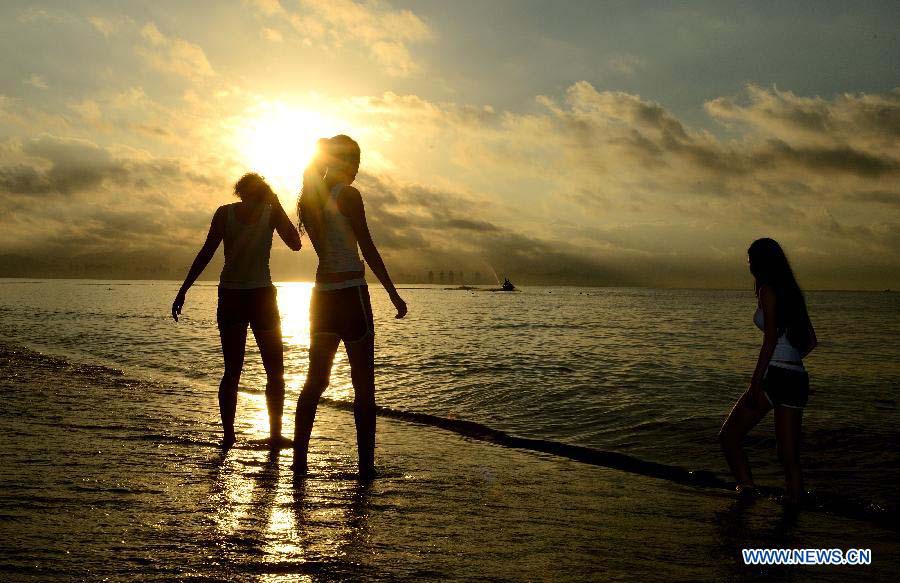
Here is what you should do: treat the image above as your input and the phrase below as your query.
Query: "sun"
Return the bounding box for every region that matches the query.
[236,102,351,197]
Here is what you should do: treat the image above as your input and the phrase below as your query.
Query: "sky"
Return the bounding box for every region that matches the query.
[1,0,898,288]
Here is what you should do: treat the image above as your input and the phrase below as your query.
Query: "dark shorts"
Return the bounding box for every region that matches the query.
[310,285,373,343]
[217,286,280,331]
[762,365,809,409]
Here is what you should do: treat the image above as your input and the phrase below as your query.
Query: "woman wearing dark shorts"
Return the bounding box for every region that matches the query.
[294,135,407,479]
[172,173,301,449]
[719,238,817,503]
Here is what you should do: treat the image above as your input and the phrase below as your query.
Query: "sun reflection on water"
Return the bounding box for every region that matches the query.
[241,282,358,439]
[276,282,313,348]
[210,448,374,578]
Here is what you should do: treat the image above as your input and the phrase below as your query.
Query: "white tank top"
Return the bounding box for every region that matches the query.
[219,203,273,289]
[315,183,365,291]
[754,308,805,371]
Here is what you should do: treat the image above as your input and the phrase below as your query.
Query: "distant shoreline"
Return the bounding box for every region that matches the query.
[0,276,894,293]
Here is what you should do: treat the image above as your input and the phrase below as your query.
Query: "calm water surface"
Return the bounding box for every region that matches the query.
[1,280,898,510]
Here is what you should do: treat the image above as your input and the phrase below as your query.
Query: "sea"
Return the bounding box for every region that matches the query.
[1,279,898,580]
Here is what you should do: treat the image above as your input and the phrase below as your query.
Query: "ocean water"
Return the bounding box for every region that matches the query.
[0,280,898,513]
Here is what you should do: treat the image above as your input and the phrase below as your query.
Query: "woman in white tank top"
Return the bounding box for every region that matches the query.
[172,173,302,450]
[718,238,818,504]
[293,135,407,479]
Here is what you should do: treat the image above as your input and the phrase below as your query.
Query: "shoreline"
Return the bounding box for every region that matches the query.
[2,339,895,533]
[3,342,899,581]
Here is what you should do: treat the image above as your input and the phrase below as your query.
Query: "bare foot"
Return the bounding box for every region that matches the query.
[735,483,756,498]
[222,433,236,451]
[268,435,294,450]
[358,466,378,481]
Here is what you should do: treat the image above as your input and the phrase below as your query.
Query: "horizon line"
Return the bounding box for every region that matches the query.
[0,276,895,293]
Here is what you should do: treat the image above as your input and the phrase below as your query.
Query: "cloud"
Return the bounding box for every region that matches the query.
[854,190,900,208]
[262,27,283,42]
[247,0,286,17]
[139,22,215,78]
[17,7,67,23]
[333,81,900,286]
[606,53,643,75]
[89,16,115,36]
[22,74,49,90]
[353,173,616,284]
[251,0,433,77]
[69,99,102,123]
[705,84,900,150]
[0,131,223,278]
[1,37,899,288]
[0,134,217,199]
[1,134,123,196]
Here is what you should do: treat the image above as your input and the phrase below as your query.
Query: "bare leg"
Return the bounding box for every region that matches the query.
[774,406,804,503]
[219,324,248,448]
[253,325,286,445]
[718,390,771,489]
[292,334,340,473]
[345,334,376,478]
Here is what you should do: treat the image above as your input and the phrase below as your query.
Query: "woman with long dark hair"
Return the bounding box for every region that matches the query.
[172,173,302,449]
[294,135,407,479]
[718,238,817,503]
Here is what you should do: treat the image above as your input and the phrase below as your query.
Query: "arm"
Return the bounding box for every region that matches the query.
[172,207,225,321]
[339,186,407,319]
[749,285,778,400]
[267,190,302,251]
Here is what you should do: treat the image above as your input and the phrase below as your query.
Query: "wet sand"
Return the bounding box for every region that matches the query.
[1,343,897,581]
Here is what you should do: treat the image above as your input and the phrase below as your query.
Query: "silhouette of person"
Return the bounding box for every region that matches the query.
[294,135,407,479]
[172,173,302,449]
[718,238,817,503]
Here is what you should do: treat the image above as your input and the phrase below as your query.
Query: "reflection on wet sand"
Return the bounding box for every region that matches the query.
[291,475,373,573]
[713,494,808,581]
[209,448,373,580]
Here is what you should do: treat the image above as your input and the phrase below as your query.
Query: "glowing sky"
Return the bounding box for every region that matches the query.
[1,1,898,287]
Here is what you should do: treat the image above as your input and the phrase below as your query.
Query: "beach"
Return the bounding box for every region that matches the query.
[1,280,899,581]
[2,341,898,582]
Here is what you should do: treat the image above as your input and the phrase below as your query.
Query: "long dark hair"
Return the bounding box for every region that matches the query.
[297,138,331,242]
[748,238,812,352]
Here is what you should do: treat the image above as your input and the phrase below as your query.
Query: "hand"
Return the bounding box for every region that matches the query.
[391,293,407,319]
[172,290,186,322]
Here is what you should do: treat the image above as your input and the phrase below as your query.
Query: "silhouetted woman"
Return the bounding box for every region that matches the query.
[294,135,407,479]
[719,238,817,503]
[172,173,302,449]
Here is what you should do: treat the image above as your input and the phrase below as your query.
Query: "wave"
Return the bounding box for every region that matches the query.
[318,397,898,530]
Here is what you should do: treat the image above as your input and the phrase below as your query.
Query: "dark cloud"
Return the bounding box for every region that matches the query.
[0,134,218,199]
[761,139,898,178]
[855,190,900,207]
[1,135,125,196]
[356,173,617,284]
[0,165,51,195]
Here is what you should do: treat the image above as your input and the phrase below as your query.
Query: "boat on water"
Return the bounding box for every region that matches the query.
[485,277,517,292]
[442,277,518,292]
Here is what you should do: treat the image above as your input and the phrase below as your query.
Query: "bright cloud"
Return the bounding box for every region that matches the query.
[250,0,434,77]
[138,23,215,78]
